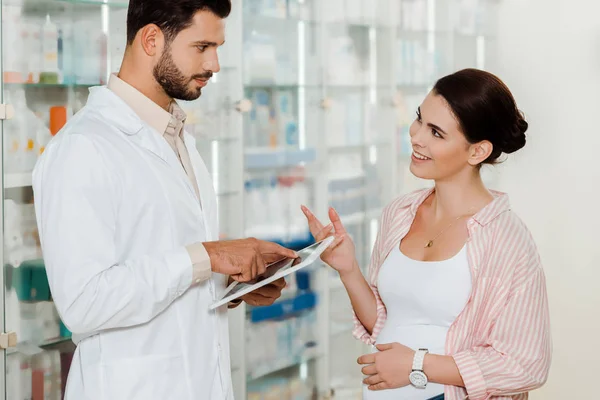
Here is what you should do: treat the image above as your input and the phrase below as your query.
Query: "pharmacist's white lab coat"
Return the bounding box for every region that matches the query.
[32,86,233,400]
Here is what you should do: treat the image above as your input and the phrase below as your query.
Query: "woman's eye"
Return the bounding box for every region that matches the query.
[432,129,442,138]
[416,111,422,121]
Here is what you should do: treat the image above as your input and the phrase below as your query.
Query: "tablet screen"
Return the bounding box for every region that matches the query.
[222,239,325,299]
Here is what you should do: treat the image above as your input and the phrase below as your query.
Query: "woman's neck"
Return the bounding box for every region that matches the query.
[430,171,494,221]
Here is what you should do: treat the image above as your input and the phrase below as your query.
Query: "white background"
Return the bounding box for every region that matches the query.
[493,0,600,398]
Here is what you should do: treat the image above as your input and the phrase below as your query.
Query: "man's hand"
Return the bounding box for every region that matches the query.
[358,343,415,391]
[203,238,297,282]
[240,277,286,307]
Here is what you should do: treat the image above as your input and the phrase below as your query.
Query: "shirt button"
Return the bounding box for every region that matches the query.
[195,278,202,284]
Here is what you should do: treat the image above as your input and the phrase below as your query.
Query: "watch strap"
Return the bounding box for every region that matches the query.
[412,348,429,371]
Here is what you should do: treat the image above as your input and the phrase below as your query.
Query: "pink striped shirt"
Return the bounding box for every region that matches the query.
[353,188,552,400]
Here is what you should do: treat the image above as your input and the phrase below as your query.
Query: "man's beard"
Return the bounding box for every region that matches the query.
[153,48,212,101]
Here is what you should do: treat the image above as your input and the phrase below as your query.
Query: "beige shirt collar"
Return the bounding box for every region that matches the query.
[107,74,186,136]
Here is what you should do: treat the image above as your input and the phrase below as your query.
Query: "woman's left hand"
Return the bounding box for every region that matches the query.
[358,343,416,391]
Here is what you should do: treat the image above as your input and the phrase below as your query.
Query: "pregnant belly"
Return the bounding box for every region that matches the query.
[362,325,448,400]
[376,324,448,354]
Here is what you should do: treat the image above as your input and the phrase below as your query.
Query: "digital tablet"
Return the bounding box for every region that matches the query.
[209,236,334,310]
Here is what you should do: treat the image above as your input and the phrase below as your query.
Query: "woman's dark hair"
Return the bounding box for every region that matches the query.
[126,0,231,44]
[433,68,528,164]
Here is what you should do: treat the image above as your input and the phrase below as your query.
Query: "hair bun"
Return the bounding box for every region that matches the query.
[501,112,528,154]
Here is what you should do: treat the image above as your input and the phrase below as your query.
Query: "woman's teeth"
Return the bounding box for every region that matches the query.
[413,152,431,160]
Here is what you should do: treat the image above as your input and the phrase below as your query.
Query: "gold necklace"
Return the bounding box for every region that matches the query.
[424,207,476,248]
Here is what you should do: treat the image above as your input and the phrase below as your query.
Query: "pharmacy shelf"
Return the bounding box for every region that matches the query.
[397,83,432,92]
[14,0,129,10]
[244,83,392,91]
[397,28,497,38]
[5,82,99,89]
[5,173,32,189]
[195,135,240,143]
[216,190,241,197]
[245,147,317,170]
[244,83,323,90]
[7,336,73,356]
[366,208,383,221]
[340,212,365,226]
[336,208,381,227]
[248,291,317,322]
[328,142,392,153]
[247,348,321,382]
[331,324,354,337]
[329,175,365,191]
[325,19,398,29]
[329,279,345,291]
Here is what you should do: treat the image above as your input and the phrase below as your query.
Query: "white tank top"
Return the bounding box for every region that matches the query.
[363,243,472,400]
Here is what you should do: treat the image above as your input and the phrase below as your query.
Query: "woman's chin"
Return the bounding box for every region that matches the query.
[409,163,434,180]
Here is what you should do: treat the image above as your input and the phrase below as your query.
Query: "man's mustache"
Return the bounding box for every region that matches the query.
[192,72,213,80]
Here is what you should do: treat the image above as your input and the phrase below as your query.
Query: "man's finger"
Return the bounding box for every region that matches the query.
[243,292,277,307]
[251,284,281,298]
[257,240,298,259]
[256,251,267,277]
[262,253,287,265]
[270,277,286,288]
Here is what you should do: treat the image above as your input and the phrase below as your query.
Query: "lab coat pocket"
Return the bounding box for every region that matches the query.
[102,354,187,400]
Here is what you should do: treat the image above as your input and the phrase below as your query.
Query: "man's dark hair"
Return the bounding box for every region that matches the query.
[126,0,231,44]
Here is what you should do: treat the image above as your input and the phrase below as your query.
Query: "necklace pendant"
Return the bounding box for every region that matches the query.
[425,240,434,248]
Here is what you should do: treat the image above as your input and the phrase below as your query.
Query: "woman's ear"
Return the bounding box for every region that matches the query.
[469,140,493,166]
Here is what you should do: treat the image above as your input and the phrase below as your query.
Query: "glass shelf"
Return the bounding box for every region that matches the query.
[4,172,33,189]
[325,19,397,29]
[247,351,320,382]
[8,0,129,9]
[244,84,323,90]
[245,84,397,91]
[58,0,128,6]
[4,82,99,89]
[5,0,128,16]
[397,28,497,40]
[7,336,74,356]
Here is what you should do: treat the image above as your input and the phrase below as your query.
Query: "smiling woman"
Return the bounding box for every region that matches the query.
[408,68,528,182]
[302,68,551,400]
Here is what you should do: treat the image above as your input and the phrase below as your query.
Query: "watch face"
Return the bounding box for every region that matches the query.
[409,371,428,388]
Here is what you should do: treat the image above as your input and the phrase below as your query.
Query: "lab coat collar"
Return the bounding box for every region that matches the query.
[87,86,175,165]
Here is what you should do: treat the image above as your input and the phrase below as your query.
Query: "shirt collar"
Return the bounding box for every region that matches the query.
[397,187,511,227]
[107,74,186,136]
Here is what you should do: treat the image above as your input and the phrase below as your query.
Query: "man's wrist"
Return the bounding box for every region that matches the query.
[187,243,212,285]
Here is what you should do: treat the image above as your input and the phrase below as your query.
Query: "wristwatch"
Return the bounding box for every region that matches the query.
[409,348,429,388]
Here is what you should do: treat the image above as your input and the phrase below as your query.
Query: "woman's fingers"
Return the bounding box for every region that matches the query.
[329,207,347,235]
[301,205,325,235]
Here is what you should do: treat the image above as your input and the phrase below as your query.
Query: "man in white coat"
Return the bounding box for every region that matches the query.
[32,0,297,399]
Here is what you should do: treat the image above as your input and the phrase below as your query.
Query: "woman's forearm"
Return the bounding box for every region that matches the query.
[340,260,378,334]
[424,354,465,387]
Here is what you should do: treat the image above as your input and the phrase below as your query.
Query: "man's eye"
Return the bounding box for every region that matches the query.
[197,46,207,52]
